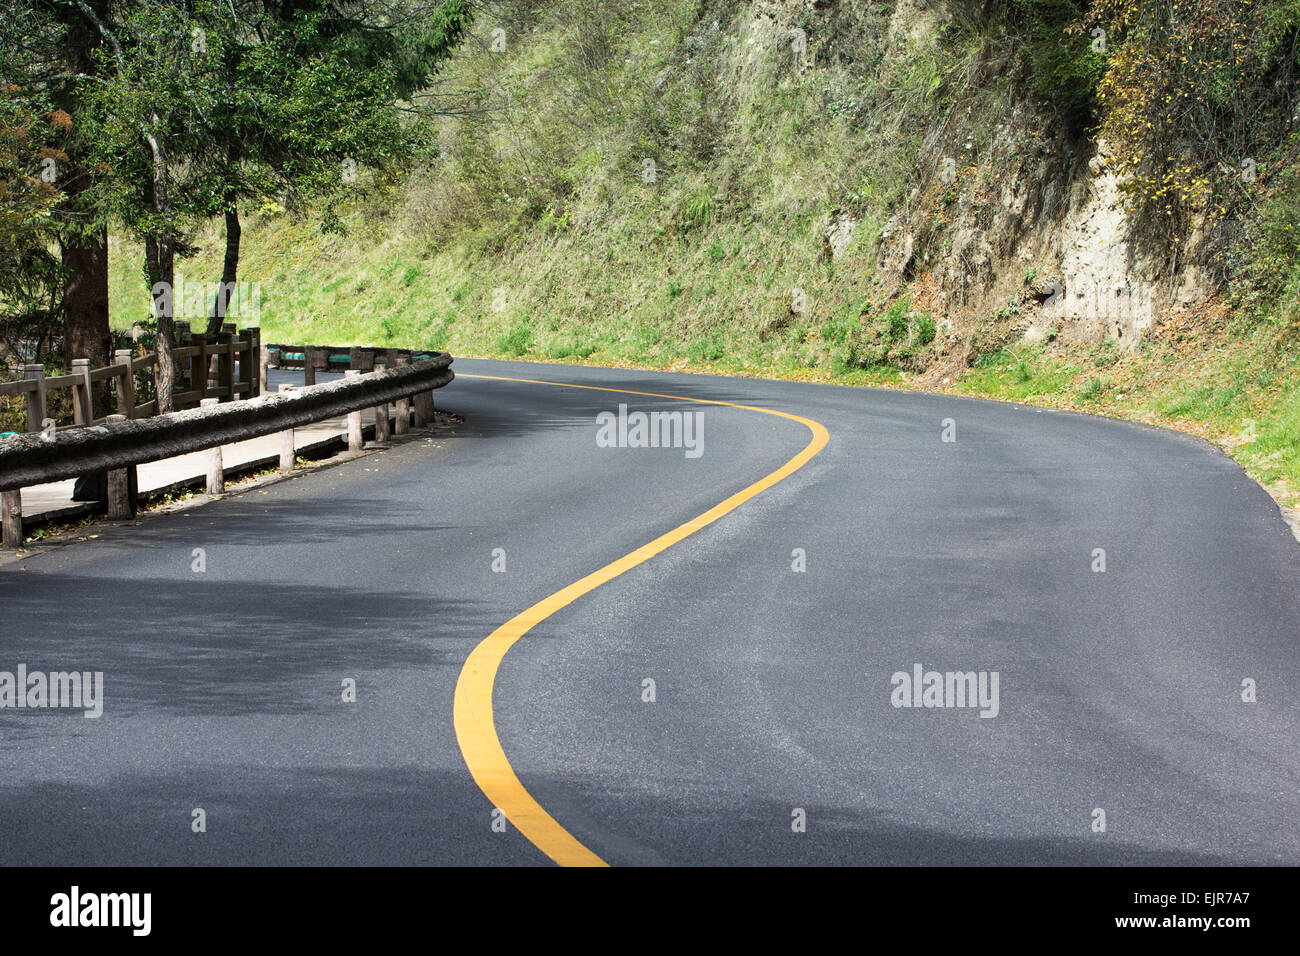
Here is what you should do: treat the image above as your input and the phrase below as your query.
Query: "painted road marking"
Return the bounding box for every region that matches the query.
[452,373,831,866]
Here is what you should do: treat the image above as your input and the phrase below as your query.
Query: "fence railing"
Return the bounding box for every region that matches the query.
[0,322,261,433]
[0,351,454,547]
[264,344,441,384]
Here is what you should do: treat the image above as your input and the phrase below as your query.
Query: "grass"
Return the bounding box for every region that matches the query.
[495,319,534,357]
[957,348,1077,402]
[105,215,1300,511]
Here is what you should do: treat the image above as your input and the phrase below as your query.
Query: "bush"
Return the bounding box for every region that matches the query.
[913,313,937,347]
[1095,0,1300,273]
[1252,153,1300,297]
[1009,0,1106,123]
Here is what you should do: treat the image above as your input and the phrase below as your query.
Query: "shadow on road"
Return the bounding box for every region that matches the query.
[0,570,484,717]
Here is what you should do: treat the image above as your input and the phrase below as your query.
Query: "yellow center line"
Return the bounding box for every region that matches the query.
[451,372,831,867]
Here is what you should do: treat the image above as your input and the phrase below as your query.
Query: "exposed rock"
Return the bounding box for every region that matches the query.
[878,219,915,278]
[822,208,856,262]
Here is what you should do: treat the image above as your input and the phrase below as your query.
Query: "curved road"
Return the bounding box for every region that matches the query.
[1,358,1297,865]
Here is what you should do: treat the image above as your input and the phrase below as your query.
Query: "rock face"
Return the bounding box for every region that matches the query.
[842,4,1210,346]
[1046,150,1157,344]
[822,208,856,262]
[868,96,1195,347]
[659,0,1208,348]
[879,217,915,279]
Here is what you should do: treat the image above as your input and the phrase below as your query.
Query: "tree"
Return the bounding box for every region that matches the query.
[56,0,113,375]
[3,0,473,403]
[73,0,216,409]
[195,0,473,334]
[0,87,67,359]
[0,0,113,374]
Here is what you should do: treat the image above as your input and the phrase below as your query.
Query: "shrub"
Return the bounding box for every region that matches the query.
[913,313,937,347]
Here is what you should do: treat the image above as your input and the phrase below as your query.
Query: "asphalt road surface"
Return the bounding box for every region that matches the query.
[2,358,1297,865]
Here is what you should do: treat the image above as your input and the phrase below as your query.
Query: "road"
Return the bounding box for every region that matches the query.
[1,358,1297,865]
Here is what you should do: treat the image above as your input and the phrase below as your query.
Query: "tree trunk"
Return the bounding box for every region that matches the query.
[145,235,176,413]
[61,223,110,368]
[207,199,241,337]
[56,0,110,397]
[142,126,175,413]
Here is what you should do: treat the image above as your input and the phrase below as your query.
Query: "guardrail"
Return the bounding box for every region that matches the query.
[0,322,260,432]
[0,353,454,547]
[264,345,440,384]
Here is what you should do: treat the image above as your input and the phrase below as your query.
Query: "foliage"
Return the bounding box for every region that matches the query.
[1094,0,1300,276]
[1008,0,1107,123]
[0,85,66,357]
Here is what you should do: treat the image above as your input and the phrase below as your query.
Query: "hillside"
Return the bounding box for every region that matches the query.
[107,0,1300,508]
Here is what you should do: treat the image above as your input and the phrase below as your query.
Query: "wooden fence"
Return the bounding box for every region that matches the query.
[265,344,441,384]
[0,353,453,546]
[0,322,261,434]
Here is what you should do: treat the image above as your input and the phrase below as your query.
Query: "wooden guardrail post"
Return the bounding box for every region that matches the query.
[22,365,45,434]
[373,393,391,444]
[104,414,133,519]
[411,353,434,427]
[304,346,329,387]
[71,358,93,425]
[219,323,236,400]
[231,329,246,398]
[393,353,411,435]
[349,347,375,372]
[174,321,192,403]
[113,349,136,419]
[200,398,224,493]
[419,389,436,427]
[246,327,262,397]
[188,329,209,404]
[277,384,296,471]
[1,488,21,548]
[345,371,364,452]
[260,342,272,395]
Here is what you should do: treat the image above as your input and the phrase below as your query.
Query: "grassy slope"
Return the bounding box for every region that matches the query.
[106,0,1300,514]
